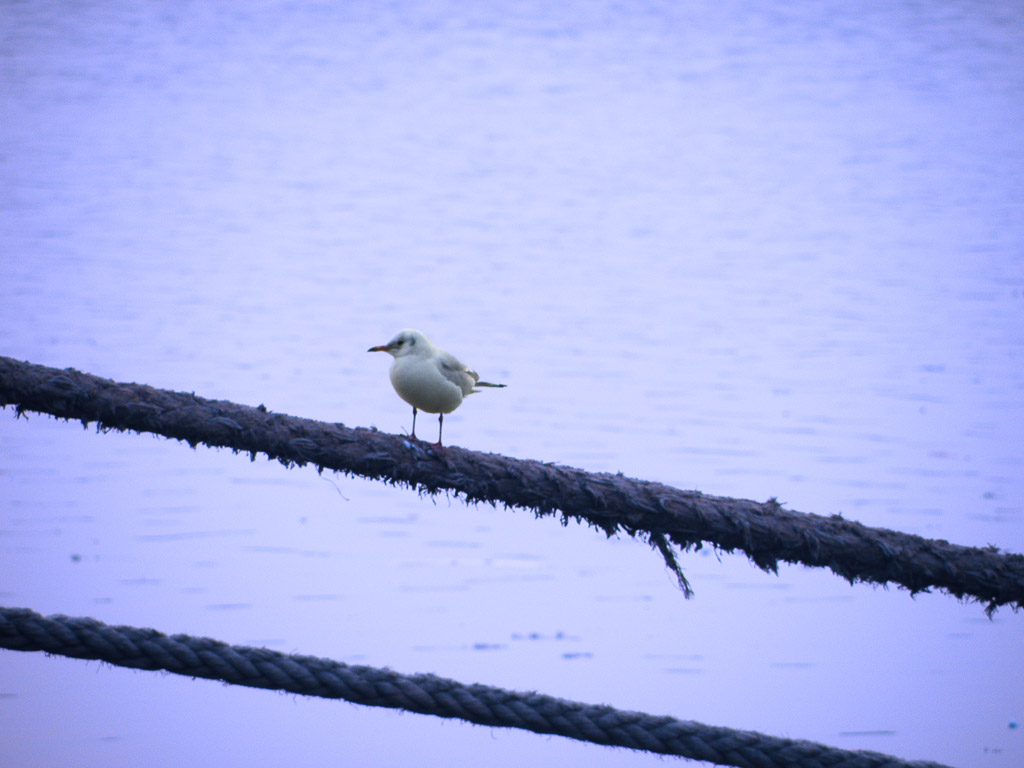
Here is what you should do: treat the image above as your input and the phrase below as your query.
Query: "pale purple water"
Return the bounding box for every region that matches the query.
[2,2,1023,766]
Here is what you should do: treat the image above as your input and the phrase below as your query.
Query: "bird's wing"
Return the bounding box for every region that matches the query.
[437,352,479,395]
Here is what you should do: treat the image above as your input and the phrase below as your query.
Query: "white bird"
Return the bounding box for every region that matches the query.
[368,329,506,447]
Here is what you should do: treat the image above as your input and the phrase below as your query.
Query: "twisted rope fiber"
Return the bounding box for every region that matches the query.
[2,355,1023,612]
[0,607,952,768]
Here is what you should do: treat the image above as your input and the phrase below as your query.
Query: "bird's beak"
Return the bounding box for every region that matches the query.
[367,344,392,353]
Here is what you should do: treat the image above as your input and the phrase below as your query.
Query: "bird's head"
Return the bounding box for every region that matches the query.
[367,329,430,358]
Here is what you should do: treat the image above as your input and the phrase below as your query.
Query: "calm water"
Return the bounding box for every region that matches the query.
[2,2,1023,767]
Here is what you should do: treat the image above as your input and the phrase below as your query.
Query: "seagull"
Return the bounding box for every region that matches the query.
[368,329,506,447]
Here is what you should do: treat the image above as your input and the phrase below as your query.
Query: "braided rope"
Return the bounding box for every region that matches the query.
[0,606,952,768]
[2,355,1022,612]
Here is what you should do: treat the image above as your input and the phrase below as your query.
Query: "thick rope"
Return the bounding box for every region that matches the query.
[2,355,1023,612]
[0,606,952,768]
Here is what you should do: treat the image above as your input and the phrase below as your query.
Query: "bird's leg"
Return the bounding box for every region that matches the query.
[435,412,444,448]
[411,407,418,440]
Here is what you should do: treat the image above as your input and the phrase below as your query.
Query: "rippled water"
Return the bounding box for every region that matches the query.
[2,2,1023,767]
